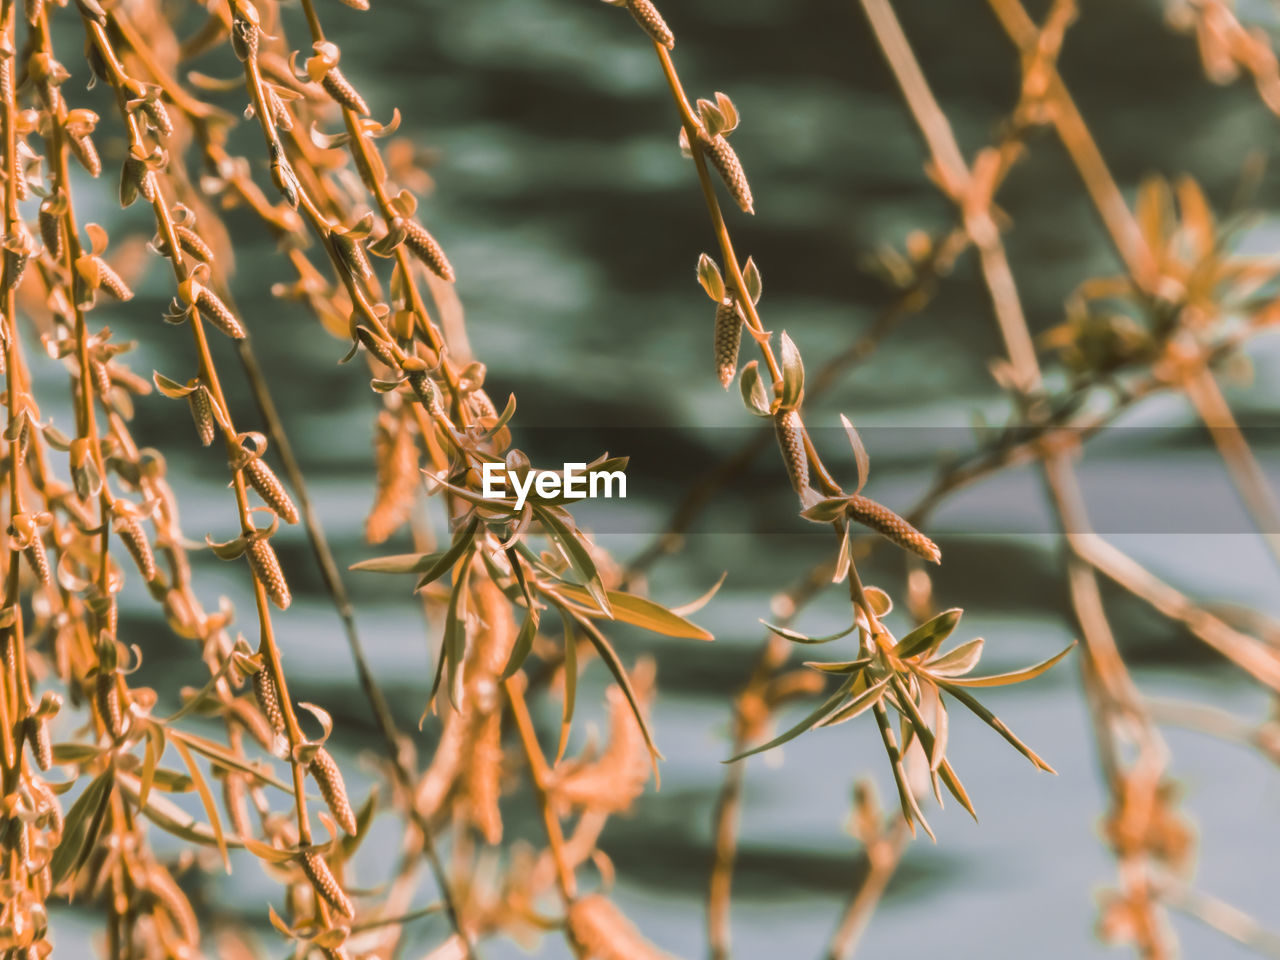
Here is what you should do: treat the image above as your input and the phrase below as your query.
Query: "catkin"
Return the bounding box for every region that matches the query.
[143,98,173,137]
[774,409,809,497]
[713,297,743,389]
[22,539,49,587]
[299,851,354,918]
[69,134,101,177]
[91,359,112,399]
[244,458,299,524]
[188,385,216,446]
[403,219,455,282]
[845,493,941,564]
[308,747,358,835]
[96,672,124,739]
[252,667,286,734]
[25,715,51,771]
[175,226,214,263]
[356,326,397,369]
[196,288,246,339]
[702,133,753,214]
[231,14,259,61]
[38,206,61,259]
[568,894,677,960]
[332,230,373,284]
[625,0,674,49]
[247,537,291,609]
[321,69,369,116]
[117,514,158,582]
[95,259,134,301]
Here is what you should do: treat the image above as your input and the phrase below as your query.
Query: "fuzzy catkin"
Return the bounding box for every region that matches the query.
[188,385,216,446]
[321,69,369,116]
[244,458,299,524]
[22,539,49,587]
[713,297,743,389]
[25,715,51,771]
[624,0,674,49]
[247,537,291,609]
[175,226,213,263]
[196,288,246,339]
[69,134,101,177]
[773,409,809,497]
[300,851,353,918]
[253,668,286,734]
[96,673,124,739]
[702,134,753,214]
[403,219,455,282]
[845,493,941,564]
[309,747,358,836]
[117,515,158,582]
[38,207,61,259]
[95,260,133,301]
[143,98,174,137]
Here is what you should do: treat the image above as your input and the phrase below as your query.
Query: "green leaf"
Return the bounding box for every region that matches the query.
[739,361,771,418]
[872,700,933,841]
[742,256,762,304]
[118,772,245,848]
[500,609,540,681]
[51,769,114,888]
[926,637,985,677]
[726,676,858,761]
[940,642,1074,688]
[173,737,229,872]
[937,679,1055,773]
[349,552,441,574]
[534,505,611,618]
[893,608,963,660]
[170,730,293,792]
[556,609,578,764]
[800,497,849,524]
[840,413,870,494]
[577,617,662,770]
[482,394,518,437]
[816,675,892,728]
[760,618,857,645]
[696,253,725,302]
[803,657,871,674]
[939,757,978,821]
[778,331,804,408]
[441,552,474,711]
[416,517,480,590]
[550,584,712,641]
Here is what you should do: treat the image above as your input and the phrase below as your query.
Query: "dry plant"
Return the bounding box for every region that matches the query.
[0,0,1274,958]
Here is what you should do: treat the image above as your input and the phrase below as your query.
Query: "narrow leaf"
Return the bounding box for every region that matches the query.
[726,676,858,761]
[550,584,711,641]
[173,737,230,872]
[940,642,1074,688]
[51,770,114,887]
[535,505,611,618]
[760,618,857,645]
[893,608,963,660]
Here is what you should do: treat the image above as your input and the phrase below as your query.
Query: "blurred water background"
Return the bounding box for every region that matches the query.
[37,0,1280,956]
